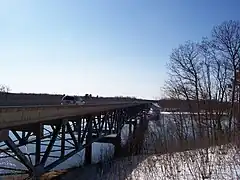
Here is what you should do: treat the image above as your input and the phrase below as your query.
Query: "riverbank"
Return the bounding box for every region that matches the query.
[56,118,240,180]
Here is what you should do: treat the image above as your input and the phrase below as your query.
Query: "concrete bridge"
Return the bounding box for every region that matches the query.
[0,100,151,178]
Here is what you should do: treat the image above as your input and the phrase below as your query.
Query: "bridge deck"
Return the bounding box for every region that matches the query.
[0,102,149,129]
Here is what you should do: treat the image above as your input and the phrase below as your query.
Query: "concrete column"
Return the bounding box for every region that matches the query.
[0,130,9,142]
[133,119,137,134]
[129,120,132,135]
[85,116,92,165]
[114,134,122,157]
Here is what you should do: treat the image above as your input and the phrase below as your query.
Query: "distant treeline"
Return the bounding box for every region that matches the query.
[158,99,235,112]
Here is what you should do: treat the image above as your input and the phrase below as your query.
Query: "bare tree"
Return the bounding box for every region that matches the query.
[164,41,213,140]
[163,20,240,138]
[158,20,240,180]
[211,20,240,131]
[0,84,11,100]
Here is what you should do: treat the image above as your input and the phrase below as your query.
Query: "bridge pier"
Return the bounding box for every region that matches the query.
[129,121,133,135]
[0,130,9,141]
[114,134,122,157]
[120,111,148,156]
[85,116,93,165]
[96,113,148,158]
[94,134,122,157]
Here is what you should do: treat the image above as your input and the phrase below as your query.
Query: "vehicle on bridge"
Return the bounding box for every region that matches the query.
[61,95,85,105]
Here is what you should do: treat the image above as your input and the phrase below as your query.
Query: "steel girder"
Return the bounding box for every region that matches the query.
[0,104,149,178]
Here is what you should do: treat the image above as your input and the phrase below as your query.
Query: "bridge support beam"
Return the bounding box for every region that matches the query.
[0,103,150,178]
[85,116,92,165]
[114,134,122,157]
[94,135,122,157]
[0,130,9,141]
[120,112,149,157]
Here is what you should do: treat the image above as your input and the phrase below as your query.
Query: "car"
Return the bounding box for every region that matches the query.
[61,95,85,105]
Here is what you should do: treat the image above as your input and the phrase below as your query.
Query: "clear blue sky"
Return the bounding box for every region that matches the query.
[0,0,239,99]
